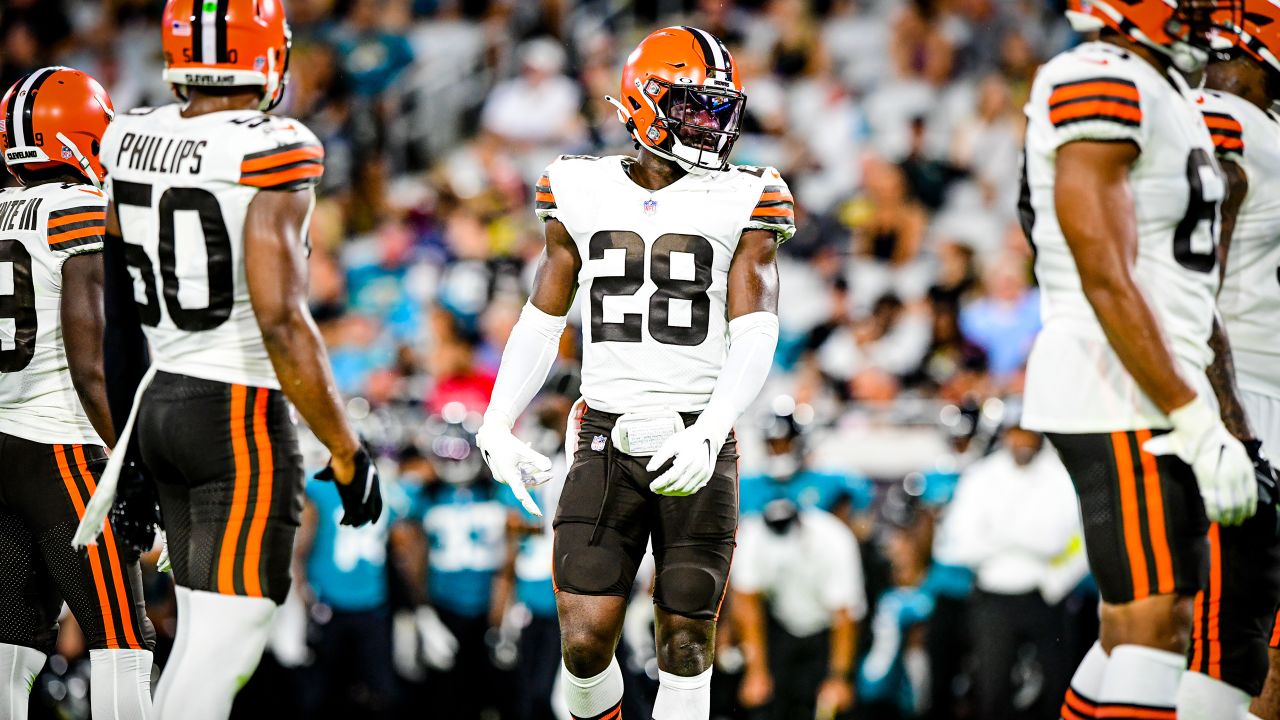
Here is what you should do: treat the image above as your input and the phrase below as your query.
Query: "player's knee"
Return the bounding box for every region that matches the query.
[655,619,715,675]
[653,563,724,620]
[1100,595,1195,653]
[560,622,617,678]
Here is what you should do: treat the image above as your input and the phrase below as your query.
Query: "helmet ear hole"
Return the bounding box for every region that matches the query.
[91,140,100,155]
[628,96,642,111]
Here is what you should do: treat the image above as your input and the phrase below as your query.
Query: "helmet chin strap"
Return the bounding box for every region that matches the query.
[56,132,102,189]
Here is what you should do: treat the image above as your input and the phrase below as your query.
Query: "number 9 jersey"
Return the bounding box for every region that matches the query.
[1020,41,1223,433]
[100,104,323,389]
[536,155,794,414]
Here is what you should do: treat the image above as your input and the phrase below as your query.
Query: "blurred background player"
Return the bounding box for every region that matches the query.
[933,417,1084,719]
[0,66,155,720]
[408,403,513,719]
[96,1,382,718]
[1180,6,1280,717]
[476,26,791,720]
[739,397,872,520]
[294,441,413,720]
[1021,0,1256,717]
[731,498,866,720]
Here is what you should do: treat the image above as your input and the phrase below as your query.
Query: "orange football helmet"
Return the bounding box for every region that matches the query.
[605,26,745,173]
[1066,0,1234,71]
[161,0,291,111]
[0,66,114,188]
[1224,0,1280,73]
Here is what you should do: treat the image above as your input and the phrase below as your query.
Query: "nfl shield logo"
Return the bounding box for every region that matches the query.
[643,198,658,216]
[591,435,607,452]
[61,146,73,159]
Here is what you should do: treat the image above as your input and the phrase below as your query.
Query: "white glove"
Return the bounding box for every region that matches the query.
[477,413,553,517]
[415,606,459,672]
[1144,396,1256,526]
[647,420,728,496]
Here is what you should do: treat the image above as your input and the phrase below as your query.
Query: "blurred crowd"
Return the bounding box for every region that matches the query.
[4,0,1099,717]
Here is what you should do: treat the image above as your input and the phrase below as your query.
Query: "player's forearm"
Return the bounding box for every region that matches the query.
[1078,271,1197,415]
[261,309,359,460]
[828,608,856,680]
[1207,313,1255,442]
[733,592,770,675]
[697,312,778,437]
[484,302,566,427]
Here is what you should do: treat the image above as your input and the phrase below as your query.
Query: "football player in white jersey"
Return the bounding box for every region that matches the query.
[476,27,792,720]
[0,68,155,720]
[1179,7,1280,717]
[93,2,381,718]
[1019,0,1260,716]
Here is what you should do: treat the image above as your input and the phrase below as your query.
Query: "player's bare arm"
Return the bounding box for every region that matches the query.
[727,229,780,318]
[1055,139,1197,414]
[61,252,115,447]
[242,189,362,482]
[528,218,582,316]
[1206,158,1255,443]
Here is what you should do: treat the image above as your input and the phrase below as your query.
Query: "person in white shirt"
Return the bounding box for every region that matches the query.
[935,424,1086,720]
[732,500,867,720]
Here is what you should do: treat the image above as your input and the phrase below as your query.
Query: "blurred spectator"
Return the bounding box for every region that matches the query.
[959,254,1041,382]
[480,37,585,179]
[328,0,414,99]
[733,500,867,720]
[934,423,1086,720]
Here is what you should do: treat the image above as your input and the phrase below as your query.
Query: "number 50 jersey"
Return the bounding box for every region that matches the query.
[101,104,323,389]
[1021,42,1222,433]
[537,155,794,414]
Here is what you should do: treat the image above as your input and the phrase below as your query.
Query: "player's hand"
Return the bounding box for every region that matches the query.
[415,605,459,671]
[816,676,856,718]
[1144,397,1256,526]
[108,461,161,563]
[317,442,383,527]
[739,666,774,709]
[477,415,552,518]
[647,421,725,496]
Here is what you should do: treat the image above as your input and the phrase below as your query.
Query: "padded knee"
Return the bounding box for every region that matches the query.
[653,562,726,620]
[553,523,638,596]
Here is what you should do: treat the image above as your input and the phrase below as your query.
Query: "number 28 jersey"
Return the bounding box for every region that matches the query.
[1021,42,1222,433]
[0,182,107,446]
[536,155,795,414]
[101,104,324,389]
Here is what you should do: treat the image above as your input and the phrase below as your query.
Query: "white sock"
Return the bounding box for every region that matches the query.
[652,667,713,720]
[1099,644,1182,717]
[1062,641,1107,718]
[562,657,624,719]
[152,585,191,713]
[1177,671,1252,720]
[90,648,155,720]
[0,643,46,720]
[153,590,276,720]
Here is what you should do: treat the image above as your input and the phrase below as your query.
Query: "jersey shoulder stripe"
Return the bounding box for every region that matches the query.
[47,203,105,254]
[1202,110,1244,156]
[1048,76,1141,128]
[239,140,324,190]
[752,184,794,224]
[535,172,555,212]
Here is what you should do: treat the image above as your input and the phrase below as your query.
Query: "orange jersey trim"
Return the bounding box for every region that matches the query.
[242,388,274,598]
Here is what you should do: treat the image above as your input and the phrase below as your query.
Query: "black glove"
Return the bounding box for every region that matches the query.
[316,443,382,527]
[1244,439,1279,509]
[108,461,161,563]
